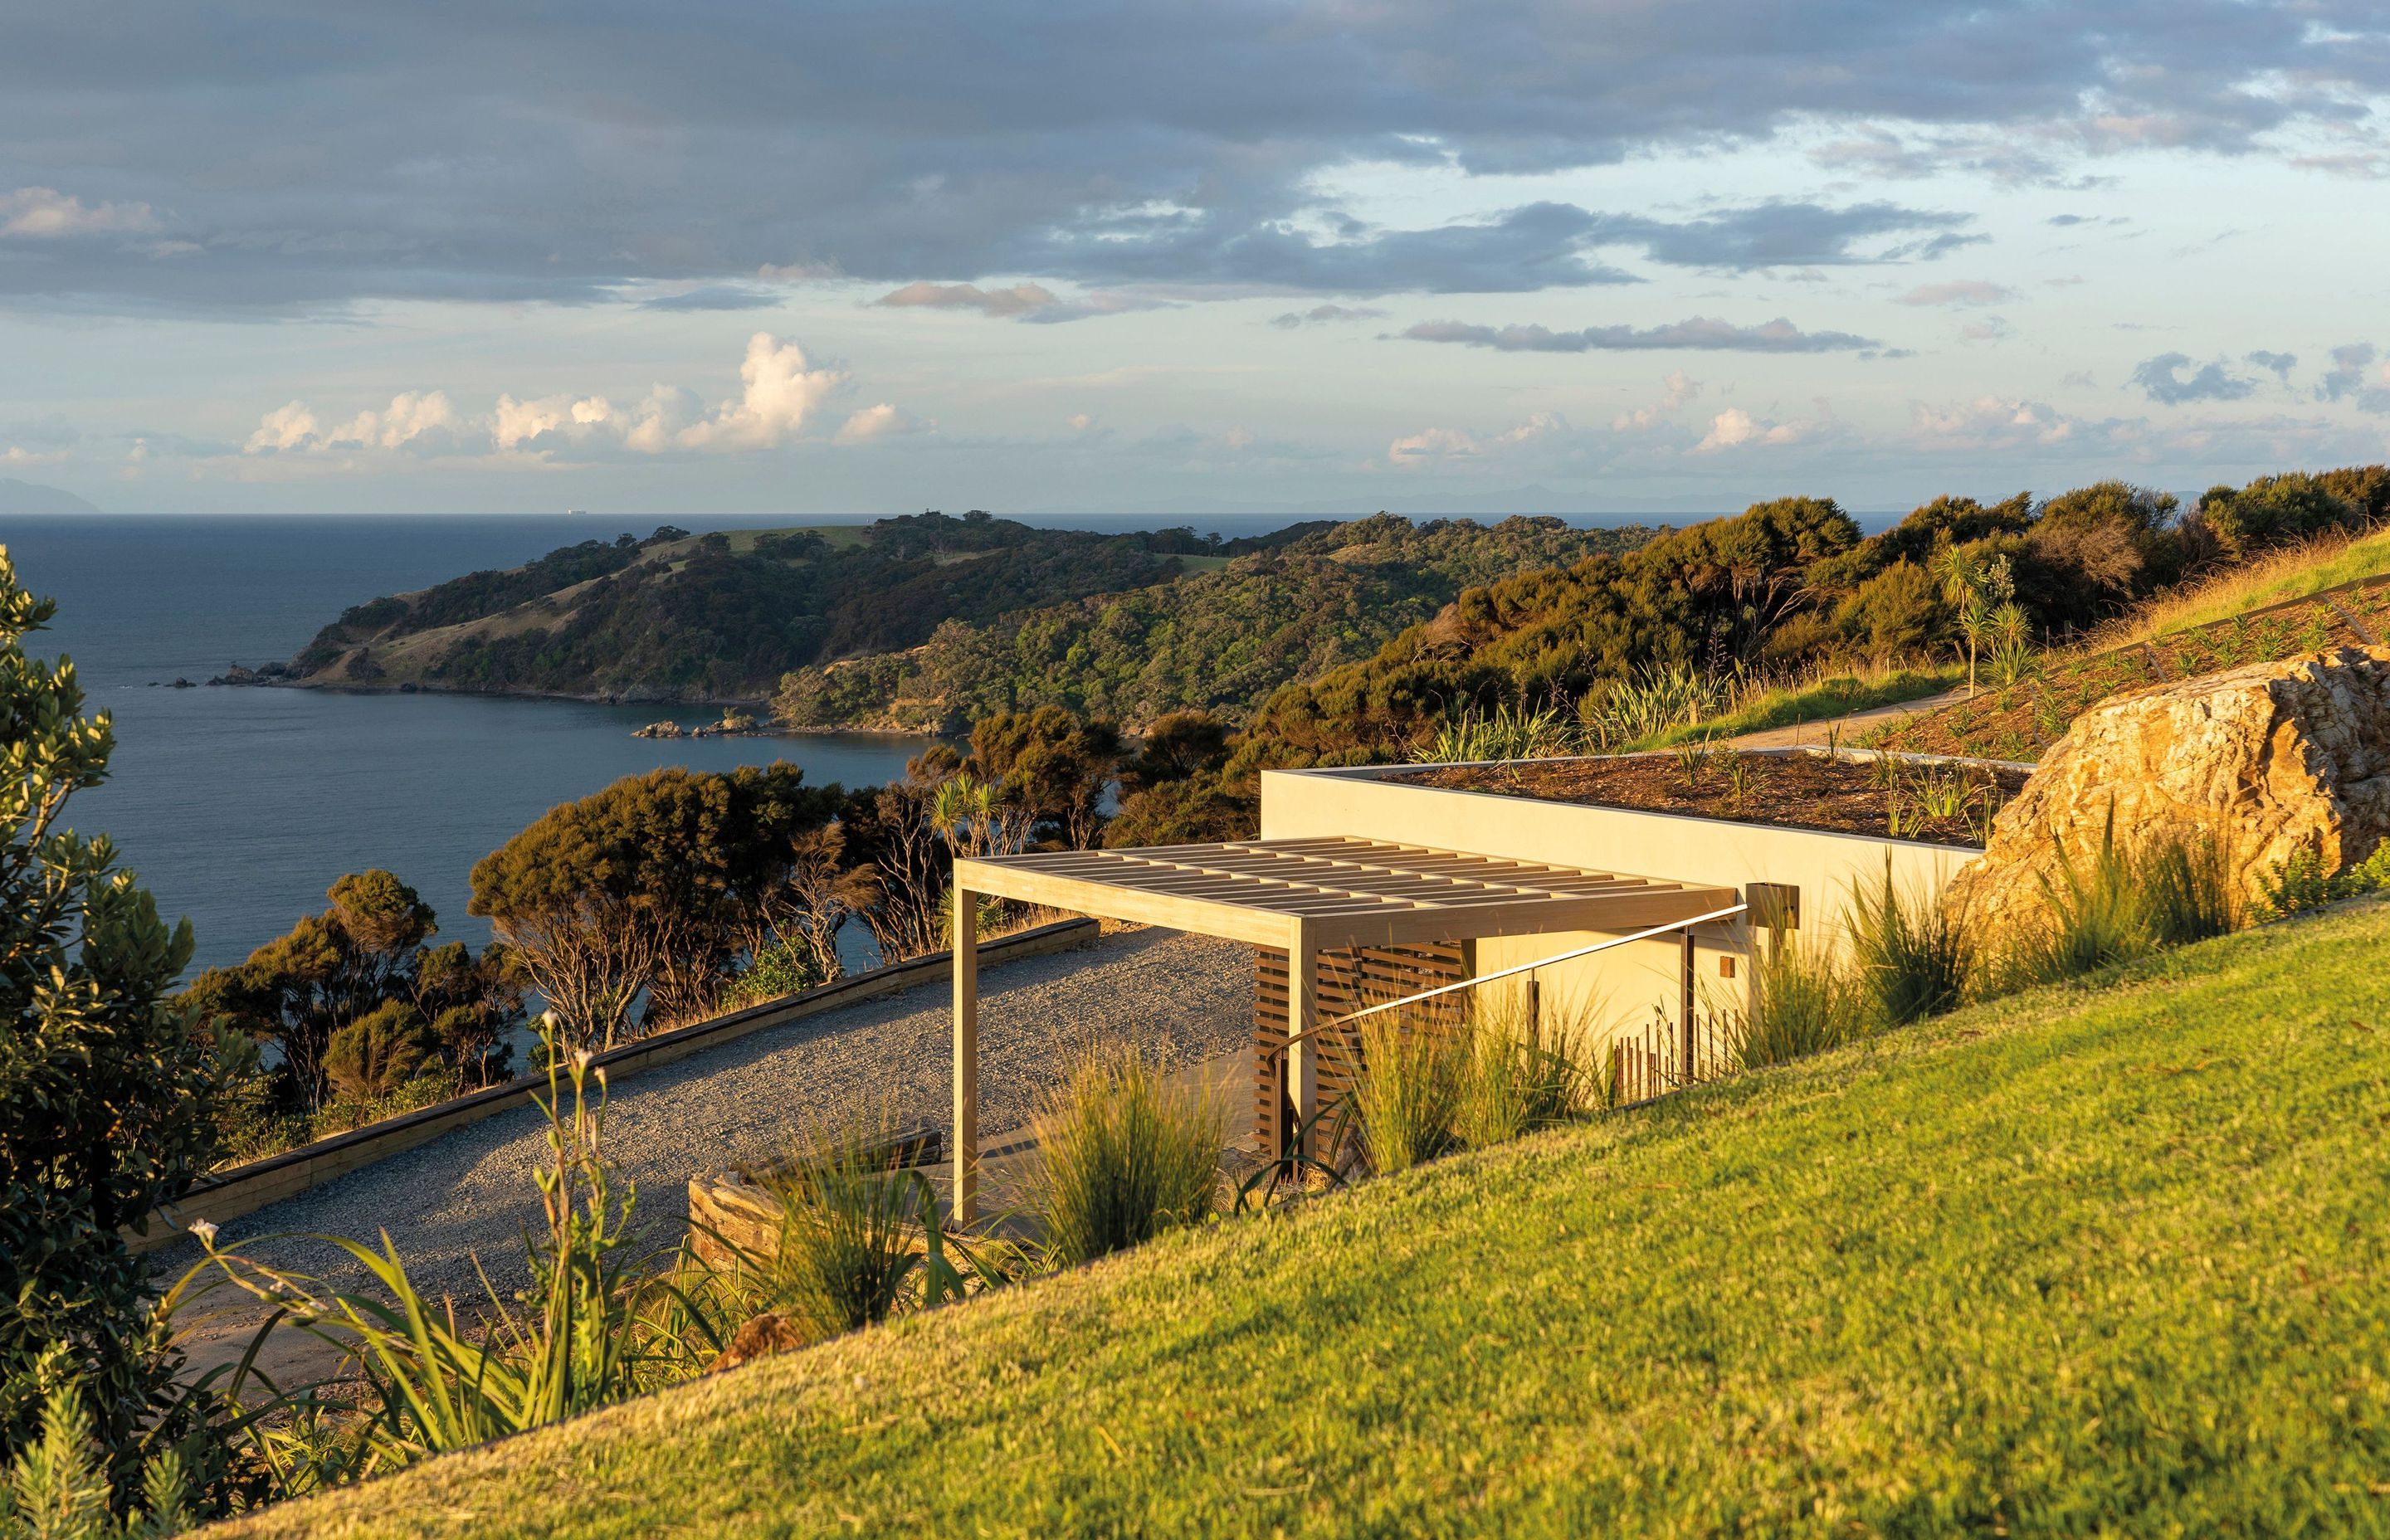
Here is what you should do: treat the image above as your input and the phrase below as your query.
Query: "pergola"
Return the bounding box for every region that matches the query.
[947,836,1739,1221]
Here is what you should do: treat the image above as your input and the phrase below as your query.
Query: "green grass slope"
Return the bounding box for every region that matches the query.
[219,904,2390,1538]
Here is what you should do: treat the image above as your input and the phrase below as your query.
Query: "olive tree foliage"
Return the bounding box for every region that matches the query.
[0,549,227,1509]
[182,870,519,1109]
[470,763,848,1047]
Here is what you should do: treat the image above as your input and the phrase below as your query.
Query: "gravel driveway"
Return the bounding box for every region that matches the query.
[156,928,1251,1308]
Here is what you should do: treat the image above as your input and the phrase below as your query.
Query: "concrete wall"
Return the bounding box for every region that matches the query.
[1260,760,1980,1047]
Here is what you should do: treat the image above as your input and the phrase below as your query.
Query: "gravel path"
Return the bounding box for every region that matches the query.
[156,928,1251,1305]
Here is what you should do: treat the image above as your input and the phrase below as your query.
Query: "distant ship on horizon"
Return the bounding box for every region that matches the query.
[566,508,588,517]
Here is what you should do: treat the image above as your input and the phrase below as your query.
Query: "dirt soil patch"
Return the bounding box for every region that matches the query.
[1388,750,2029,847]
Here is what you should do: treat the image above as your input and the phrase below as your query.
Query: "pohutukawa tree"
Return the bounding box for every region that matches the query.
[470,763,849,1047]
[0,548,227,1508]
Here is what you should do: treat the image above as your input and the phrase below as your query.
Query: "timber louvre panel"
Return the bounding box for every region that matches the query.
[1254,941,1468,1154]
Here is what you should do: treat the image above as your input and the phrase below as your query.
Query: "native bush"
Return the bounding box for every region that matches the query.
[1721,932,1871,1070]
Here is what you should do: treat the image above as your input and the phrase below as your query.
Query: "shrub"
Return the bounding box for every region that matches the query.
[1722,932,1870,1071]
[2138,831,2237,945]
[0,548,231,1514]
[0,1367,193,1539]
[2256,840,2390,919]
[1846,861,1977,1025]
[323,1001,442,1100]
[1027,1049,1222,1266]
[718,938,836,1012]
[2003,818,2153,988]
[193,1018,736,1488]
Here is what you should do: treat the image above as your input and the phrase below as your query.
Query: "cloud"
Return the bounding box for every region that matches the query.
[2245,349,2297,383]
[1613,371,1701,431]
[1386,426,1480,465]
[0,186,159,239]
[1895,280,2017,306]
[666,333,846,451]
[638,284,783,312]
[1600,201,1975,270]
[1691,407,1811,454]
[2317,343,2390,412]
[248,334,876,460]
[2129,353,2257,405]
[1958,315,2010,342]
[247,390,461,453]
[875,281,1060,319]
[1269,303,1387,329]
[1,2,2379,314]
[1910,396,2084,449]
[1402,315,1880,353]
[834,402,929,444]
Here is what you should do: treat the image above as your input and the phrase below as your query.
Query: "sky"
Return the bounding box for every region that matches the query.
[2,0,2388,519]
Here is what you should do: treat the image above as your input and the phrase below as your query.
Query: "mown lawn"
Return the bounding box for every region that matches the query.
[216,903,2390,1538]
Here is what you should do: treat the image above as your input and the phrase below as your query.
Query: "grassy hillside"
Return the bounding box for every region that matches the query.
[219,900,2390,1538]
[773,514,1646,733]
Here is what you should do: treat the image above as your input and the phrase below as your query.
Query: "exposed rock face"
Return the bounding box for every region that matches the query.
[1944,646,2390,928]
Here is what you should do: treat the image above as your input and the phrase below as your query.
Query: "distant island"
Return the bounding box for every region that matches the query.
[246,510,1647,731]
[0,478,103,516]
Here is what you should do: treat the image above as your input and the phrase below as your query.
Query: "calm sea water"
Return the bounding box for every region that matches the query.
[0,514,937,973]
[0,509,1677,976]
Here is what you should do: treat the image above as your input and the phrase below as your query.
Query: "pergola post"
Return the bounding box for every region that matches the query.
[1288,919,1319,1160]
[952,889,978,1226]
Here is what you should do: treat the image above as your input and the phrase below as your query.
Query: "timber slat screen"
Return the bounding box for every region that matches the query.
[1254,942,1468,1155]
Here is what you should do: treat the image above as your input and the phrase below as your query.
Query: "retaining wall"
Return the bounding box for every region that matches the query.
[129,918,1096,1254]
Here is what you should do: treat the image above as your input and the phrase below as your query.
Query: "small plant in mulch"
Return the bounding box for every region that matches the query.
[1672,740,1714,790]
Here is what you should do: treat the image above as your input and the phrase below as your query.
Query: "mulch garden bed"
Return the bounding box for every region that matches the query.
[1870,577,2390,762]
[1389,749,2030,847]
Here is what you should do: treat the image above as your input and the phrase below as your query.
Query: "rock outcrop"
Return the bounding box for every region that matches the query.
[1944,645,2390,928]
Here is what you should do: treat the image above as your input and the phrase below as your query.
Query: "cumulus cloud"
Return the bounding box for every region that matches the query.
[248,390,461,453]
[1958,315,2010,342]
[2245,349,2298,383]
[1895,280,2017,306]
[1613,372,1702,431]
[2129,353,2257,405]
[834,402,929,444]
[247,334,878,460]
[0,187,159,239]
[1691,407,1811,454]
[1910,396,2082,449]
[671,334,846,451]
[1402,316,1880,353]
[1387,412,1567,466]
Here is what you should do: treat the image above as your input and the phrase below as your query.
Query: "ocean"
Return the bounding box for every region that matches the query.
[0,514,934,974]
[0,509,1670,977]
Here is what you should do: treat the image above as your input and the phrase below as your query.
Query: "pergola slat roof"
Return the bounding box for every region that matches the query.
[952,836,1739,952]
[944,836,1743,1221]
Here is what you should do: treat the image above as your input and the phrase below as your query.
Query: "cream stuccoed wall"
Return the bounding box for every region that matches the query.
[1259,763,1980,1045]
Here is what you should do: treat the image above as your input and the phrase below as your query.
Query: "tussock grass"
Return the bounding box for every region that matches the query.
[1349,1009,1466,1174]
[1024,1047,1222,1267]
[1718,931,1871,1070]
[1846,859,1977,1023]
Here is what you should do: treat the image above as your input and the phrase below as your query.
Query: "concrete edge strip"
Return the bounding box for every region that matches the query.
[128,917,1100,1253]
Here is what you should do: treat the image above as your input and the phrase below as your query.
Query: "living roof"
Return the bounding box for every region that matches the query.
[952,836,1740,952]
